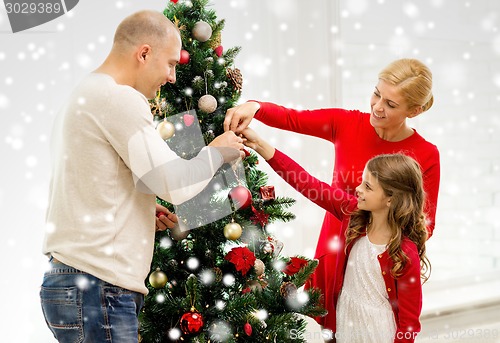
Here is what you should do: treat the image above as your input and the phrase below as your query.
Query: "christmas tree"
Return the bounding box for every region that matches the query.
[139,1,326,342]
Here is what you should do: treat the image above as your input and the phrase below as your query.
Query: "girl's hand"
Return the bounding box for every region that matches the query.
[241,128,275,161]
[240,127,260,150]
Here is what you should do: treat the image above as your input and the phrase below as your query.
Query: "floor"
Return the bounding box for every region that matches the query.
[416,303,500,343]
[302,302,500,343]
[302,271,500,342]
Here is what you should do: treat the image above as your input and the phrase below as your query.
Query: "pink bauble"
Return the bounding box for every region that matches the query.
[228,185,252,210]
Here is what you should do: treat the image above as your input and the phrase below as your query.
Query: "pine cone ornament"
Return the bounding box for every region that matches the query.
[226,67,243,92]
[213,267,223,282]
[280,281,298,299]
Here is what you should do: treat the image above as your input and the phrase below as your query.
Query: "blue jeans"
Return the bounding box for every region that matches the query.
[40,257,144,343]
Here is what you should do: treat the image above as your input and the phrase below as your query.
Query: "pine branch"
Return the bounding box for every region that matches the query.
[299,287,328,318]
[223,46,242,63]
[263,313,308,342]
[291,258,318,288]
[268,196,296,209]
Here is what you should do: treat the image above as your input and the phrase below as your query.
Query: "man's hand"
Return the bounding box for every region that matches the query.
[155,203,178,231]
[208,130,245,162]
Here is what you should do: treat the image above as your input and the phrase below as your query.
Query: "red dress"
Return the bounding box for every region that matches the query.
[268,149,423,342]
[254,102,440,330]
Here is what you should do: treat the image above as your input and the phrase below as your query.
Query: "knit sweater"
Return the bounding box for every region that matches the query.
[44,73,224,294]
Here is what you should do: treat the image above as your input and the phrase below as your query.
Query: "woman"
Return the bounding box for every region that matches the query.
[224,58,440,331]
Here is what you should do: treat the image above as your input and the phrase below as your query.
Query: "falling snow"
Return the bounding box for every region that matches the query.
[208,320,232,342]
[1,1,500,342]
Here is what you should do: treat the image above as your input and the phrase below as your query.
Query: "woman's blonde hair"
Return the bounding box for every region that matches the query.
[345,153,431,282]
[379,58,434,113]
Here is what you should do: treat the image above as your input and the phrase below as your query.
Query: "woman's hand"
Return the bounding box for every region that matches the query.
[224,101,260,133]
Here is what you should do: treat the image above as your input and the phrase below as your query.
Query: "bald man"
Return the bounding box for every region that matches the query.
[40,10,243,342]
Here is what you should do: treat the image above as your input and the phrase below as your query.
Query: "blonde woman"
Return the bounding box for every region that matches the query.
[225,58,439,331]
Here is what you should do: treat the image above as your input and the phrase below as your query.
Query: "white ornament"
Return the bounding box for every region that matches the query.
[198,94,217,113]
[192,21,212,42]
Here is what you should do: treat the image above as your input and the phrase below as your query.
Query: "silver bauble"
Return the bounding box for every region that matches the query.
[198,94,217,113]
[192,21,212,42]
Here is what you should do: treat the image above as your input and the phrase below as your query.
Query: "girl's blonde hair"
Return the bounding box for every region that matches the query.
[345,153,431,282]
[379,58,434,113]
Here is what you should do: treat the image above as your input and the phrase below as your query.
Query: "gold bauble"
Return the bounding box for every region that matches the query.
[157,120,175,140]
[149,268,168,289]
[254,258,265,276]
[223,222,242,240]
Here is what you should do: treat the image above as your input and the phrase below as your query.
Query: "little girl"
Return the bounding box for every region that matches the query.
[242,128,430,343]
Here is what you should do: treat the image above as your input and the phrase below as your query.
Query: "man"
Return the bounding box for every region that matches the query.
[40,10,243,342]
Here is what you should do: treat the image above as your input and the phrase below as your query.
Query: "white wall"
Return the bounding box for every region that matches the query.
[1,1,499,342]
[217,1,500,282]
[334,0,500,282]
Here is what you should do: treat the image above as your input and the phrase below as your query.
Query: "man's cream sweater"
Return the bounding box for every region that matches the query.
[44,73,223,294]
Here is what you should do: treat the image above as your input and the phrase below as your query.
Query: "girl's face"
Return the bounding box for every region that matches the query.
[355,168,390,213]
[369,79,417,130]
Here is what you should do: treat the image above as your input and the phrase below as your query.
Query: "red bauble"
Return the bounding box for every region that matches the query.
[156,211,166,218]
[228,185,252,210]
[180,310,204,335]
[214,45,223,57]
[170,0,178,3]
[244,322,253,336]
[179,50,190,65]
